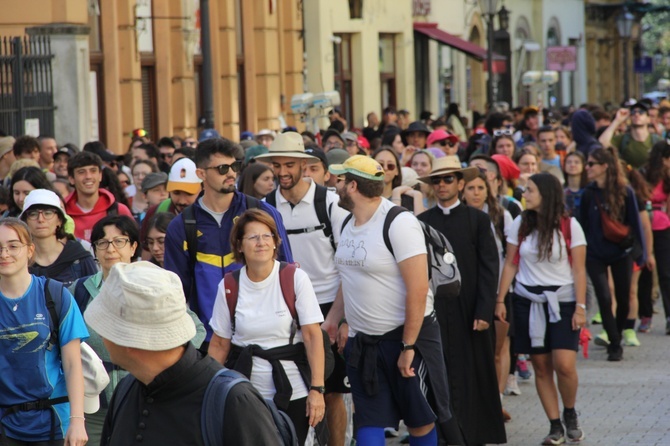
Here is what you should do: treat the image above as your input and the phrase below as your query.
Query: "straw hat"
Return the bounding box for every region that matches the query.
[418,155,478,184]
[254,131,317,160]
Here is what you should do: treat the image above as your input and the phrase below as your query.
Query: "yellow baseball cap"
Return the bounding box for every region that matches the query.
[328,155,385,181]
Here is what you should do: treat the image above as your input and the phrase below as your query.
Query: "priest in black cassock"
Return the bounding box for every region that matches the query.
[417,156,506,446]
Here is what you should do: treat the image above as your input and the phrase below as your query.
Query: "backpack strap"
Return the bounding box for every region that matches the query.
[246,195,262,210]
[44,279,64,350]
[341,213,353,233]
[182,205,200,315]
[382,206,409,257]
[561,216,573,266]
[201,368,249,446]
[107,201,119,217]
[265,190,277,208]
[224,269,242,334]
[313,185,336,252]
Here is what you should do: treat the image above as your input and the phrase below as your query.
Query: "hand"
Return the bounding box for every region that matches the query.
[518,173,531,188]
[494,302,507,322]
[321,319,337,344]
[572,309,587,331]
[64,418,88,446]
[401,145,418,162]
[397,349,416,377]
[646,254,656,272]
[392,186,412,200]
[305,390,326,427]
[473,319,489,331]
[615,108,630,123]
[337,323,349,355]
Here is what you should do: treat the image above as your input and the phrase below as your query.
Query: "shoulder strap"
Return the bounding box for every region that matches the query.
[44,279,65,348]
[201,368,250,446]
[314,185,336,252]
[108,201,118,217]
[182,205,200,315]
[561,216,573,265]
[341,213,353,233]
[620,133,631,156]
[224,269,242,334]
[382,206,409,257]
[265,190,277,208]
[246,195,262,210]
[278,262,298,325]
[157,199,172,213]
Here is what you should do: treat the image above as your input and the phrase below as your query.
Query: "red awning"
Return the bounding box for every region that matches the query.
[413,22,505,65]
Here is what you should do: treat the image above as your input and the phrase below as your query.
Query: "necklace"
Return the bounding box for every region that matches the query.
[12,302,17,311]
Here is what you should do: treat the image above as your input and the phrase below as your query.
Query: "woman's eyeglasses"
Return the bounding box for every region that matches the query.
[0,243,26,256]
[242,233,274,244]
[430,175,457,185]
[204,161,243,175]
[493,128,514,137]
[585,161,603,167]
[94,237,131,250]
[25,209,58,221]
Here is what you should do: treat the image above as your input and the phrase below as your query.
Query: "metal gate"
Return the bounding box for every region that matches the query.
[0,36,55,137]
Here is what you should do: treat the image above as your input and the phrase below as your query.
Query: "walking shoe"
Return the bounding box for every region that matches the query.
[590,312,602,324]
[638,317,652,333]
[563,410,585,442]
[504,374,521,396]
[607,344,623,362]
[622,329,641,346]
[542,424,566,445]
[594,331,609,347]
[516,356,532,380]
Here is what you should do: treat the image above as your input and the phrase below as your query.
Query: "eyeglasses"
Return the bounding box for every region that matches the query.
[346,140,357,147]
[204,161,242,175]
[493,128,514,137]
[378,162,396,172]
[160,153,174,160]
[146,237,165,247]
[586,161,603,167]
[630,109,647,116]
[25,209,58,221]
[242,233,274,244]
[336,175,347,182]
[0,243,26,256]
[94,237,131,250]
[430,175,457,185]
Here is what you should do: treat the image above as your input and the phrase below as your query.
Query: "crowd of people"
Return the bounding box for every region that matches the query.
[0,97,668,446]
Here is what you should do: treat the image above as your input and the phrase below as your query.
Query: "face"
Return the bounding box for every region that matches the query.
[94,225,137,273]
[406,132,427,149]
[132,163,153,187]
[324,136,344,152]
[374,151,398,185]
[39,138,58,165]
[629,108,649,128]
[335,177,354,211]
[463,177,487,210]
[159,146,175,165]
[564,155,584,176]
[18,148,40,162]
[0,226,33,277]
[661,111,670,129]
[368,113,379,127]
[392,134,405,155]
[469,159,499,194]
[183,138,197,148]
[239,220,276,265]
[24,206,61,240]
[303,162,329,186]
[538,131,557,157]
[411,153,432,178]
[518,154,538,174]
[196,153,238,195]
[431,174,463,204]
[117,172,131,188]
[271,157,304,191]
[146,227,166,266]
[525,114,539,131]
[585,156,608,182]
[69,165,102,197]
[495,138,515,158]
[131,147,149,166]
[13,181,35,210]
[555,129,571,146]
[257,135,274,148]
[145,184,169,207]
[53,154,69,178]
[522,180,542,211]
[649,108,659,124]
[345,139,359,156]
[254,170,276,197]
[169,190,198,214]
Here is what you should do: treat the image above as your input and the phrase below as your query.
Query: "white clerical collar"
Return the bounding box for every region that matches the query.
[437,199,460,215]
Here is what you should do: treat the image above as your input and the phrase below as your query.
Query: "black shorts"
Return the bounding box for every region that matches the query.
[319,302,351,394]
[512,285,580,355]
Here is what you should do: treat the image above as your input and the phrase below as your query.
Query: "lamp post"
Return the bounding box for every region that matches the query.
[616,9,635,102]
[479,0,499,110]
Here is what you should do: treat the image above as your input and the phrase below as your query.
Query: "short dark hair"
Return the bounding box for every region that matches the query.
[537,125,555,138]
[8,167,54,213]
[13,136,40,157]
[195,137,237,168]
[230,208,281,264]
[173,146,196,161]
[91,215,140,257]
[345,172,384,198]
[591,108,611,122]
[136,143,160,161]
[68,151,102,177]
[157,137,176,149]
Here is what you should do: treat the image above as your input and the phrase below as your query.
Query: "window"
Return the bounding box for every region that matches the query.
[89,0,105,143]
[235,0,247,131]
[349,0,363,19]
[141,64,157,140]
[333,34,353,126]
[379,34,397,111]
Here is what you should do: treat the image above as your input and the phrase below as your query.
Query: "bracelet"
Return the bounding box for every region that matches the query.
[70,416,85,421]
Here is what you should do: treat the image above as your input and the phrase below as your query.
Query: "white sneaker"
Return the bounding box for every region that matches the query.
[504,374,521,396]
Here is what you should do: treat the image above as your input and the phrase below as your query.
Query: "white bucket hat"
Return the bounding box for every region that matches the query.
[84,262,196,351]
[19,189,65,220]
[254,131,318,161]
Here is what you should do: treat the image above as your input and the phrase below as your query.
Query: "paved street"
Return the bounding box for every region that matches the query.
[388,312,670,445]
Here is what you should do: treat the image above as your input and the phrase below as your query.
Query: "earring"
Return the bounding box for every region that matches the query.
[273,246,276,250]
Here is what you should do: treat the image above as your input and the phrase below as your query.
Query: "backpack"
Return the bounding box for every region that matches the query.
[620,132,661,162]
[111,368,298,446]
[107,201,118,217]
[223,262,335,379]
[512,216,573,266]
[342,206,461,299]
[265,185,336,251]
[182,195,262,315]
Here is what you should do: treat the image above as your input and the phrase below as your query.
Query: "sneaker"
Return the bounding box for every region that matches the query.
[505,374,521,396]
[594,331,610,347]
[563,410,585,442]
[542,424,566,445]
[638,317,652,333]
[384,428,399,438]
[517,356,532,380]
[622,328,641,346]
[607,344,623,362]
[591,312,602,324]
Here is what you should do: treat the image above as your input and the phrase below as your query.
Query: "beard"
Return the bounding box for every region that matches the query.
[278,171,302,191]
[218,184,236,194]
[338,187,354,211]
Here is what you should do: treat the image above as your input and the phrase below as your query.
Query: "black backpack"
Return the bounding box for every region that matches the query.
[265,185,336,251]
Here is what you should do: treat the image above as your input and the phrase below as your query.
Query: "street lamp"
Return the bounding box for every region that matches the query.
[479,0,499,110]
[616,9,635,101]
[498,5,509,32]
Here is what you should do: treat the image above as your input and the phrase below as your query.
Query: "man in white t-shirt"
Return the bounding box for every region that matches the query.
[327,155,451,446]
[256,131,350,445]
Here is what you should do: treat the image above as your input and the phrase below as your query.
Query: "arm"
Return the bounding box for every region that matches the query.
[321,285,344,344]
[626,190,647,265]
[598,108,629,148]
[397,253,429,377]
[639,210,655,270]
[474,213,500,329]
[301,323,325,427]
[61,339,88,446]
[571,245,587,330]
[495,243,519,322]
[188,308,207,349]
[208,334,232,365]
[163,217,192,301]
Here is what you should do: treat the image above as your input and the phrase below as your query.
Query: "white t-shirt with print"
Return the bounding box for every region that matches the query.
[334,199,433,336]
[507,216,586,287]
[210,261,324,400]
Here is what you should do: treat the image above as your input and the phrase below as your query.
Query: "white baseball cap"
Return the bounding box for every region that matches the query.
[167,158,202,195]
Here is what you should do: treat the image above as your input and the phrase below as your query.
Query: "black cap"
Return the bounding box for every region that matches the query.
[401,121,431,137]
[629,101,649,112]
[322,129,345,145]
[304,147,328,167]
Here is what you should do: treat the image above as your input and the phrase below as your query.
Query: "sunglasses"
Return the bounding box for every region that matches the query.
[493,128,514,137]
[586,161,603,167]
[204,161,242,175]
[630,109,647,116]
[430,175,457,185]
[440,140,457,148]
[379,162,396,172]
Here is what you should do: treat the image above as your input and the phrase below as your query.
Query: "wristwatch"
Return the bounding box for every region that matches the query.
[401,342,415,352]
[309,385,326,394]
[576,303,586,310]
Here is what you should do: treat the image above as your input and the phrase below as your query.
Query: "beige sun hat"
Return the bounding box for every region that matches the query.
[254,131,318,160]
[418,155,479,184]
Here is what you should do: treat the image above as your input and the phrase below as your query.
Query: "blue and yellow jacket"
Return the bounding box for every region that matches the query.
[163,190,293,340]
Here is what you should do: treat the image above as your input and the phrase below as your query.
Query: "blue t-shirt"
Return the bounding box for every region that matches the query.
[0,275,89,441]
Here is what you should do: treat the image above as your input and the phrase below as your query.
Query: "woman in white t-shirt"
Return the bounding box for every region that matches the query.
[208,208,325,445]
[496,173,587,446]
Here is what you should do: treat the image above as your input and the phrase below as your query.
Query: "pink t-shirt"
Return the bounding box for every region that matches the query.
[650,182,670,231]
